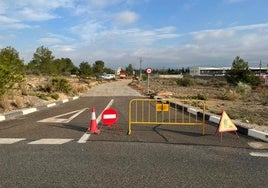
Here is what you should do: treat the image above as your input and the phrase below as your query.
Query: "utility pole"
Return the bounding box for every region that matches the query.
[259,59,262,76]
[139,57,142,80]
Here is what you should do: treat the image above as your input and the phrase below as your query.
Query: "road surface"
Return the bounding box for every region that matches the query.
[0,79,267,187]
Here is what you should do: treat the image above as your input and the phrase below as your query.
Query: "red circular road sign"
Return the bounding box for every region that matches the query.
[101,108,118,126]
[146,67,152,74]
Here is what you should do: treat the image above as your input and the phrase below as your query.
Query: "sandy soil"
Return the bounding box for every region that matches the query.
[129,78,268,133]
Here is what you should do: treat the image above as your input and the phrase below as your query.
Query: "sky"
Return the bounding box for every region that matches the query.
[1,0,268,70]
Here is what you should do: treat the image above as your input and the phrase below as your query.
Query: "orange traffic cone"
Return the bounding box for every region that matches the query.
[88,107,100,134]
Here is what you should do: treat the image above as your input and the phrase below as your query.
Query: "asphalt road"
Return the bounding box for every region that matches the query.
[0,80,267,188]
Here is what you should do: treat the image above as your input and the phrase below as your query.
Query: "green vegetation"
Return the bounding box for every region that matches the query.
[225,56,261,86]
[236,82,251,96]
[45,78,72,94]
[0,46,25,97]
[176,77,194,87]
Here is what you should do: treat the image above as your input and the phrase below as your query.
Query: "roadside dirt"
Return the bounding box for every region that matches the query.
[1,76,267,134]
[129,78,268,133]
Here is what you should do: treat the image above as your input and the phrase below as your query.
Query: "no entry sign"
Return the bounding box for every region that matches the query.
[101,108,118,126]
[146,67,152,74]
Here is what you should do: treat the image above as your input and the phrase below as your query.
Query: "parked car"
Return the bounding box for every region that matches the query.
[101,74,115,80]
[119,71,127,79]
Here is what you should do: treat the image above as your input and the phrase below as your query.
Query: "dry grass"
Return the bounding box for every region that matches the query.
[134,77,268,127]
[71,84,90,95]
[13,96,24,108]
[0,75,96,113]
[0,95,11,112]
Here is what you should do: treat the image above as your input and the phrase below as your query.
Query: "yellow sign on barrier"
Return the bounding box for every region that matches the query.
[156,104,169,112]
[128,98,206,135]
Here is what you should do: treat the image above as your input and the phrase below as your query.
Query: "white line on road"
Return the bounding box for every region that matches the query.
[0,138,26,144]
[249,152,268,157]
[77,99,114,143]
[38,108,88,123]
[28,138,73,145]
[77,133,91,143]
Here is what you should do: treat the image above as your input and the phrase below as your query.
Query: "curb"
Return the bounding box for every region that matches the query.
[0,96,79,122]
[154,96,268,142]
[1,95,267,142]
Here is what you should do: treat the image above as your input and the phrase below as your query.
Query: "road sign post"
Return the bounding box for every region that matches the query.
[146,67,152,95]
[101,108,120,134]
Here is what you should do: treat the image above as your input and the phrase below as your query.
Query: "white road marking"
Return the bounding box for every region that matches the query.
[47,103,56,108]
[62,99,69,103]
[0,138,26,144]
[28,138,73,145]
[77,99,114,143]
[22,108,37,115]
[0,115,5,122]
[77,133,91,143]
[249,152,268,157]
[248,142,268,149]
[38,108,88,123]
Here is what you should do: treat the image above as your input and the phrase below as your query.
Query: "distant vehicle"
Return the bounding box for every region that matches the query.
[119,71,127,79]
[101,74,115,80]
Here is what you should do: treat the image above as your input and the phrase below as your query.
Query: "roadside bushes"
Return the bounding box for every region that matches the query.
[176,77,194,87]
[236,82,251,96]
[45,77,72,94]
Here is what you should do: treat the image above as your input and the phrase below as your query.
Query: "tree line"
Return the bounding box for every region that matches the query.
[0,45,262,98]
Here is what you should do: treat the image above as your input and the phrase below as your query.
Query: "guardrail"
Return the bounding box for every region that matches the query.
[128,98,206,135]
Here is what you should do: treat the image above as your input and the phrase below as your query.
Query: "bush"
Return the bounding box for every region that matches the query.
[13,96,24,108]
[0,94,11,111]
[236,82,251,96]
[50,93,59,100]
[38,93,48,100]
[176,77,194,87]
[196,93,207,100]
[219,88,241,100]
[45,77,72,94]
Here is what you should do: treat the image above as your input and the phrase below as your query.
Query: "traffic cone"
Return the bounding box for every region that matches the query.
[88,107,100,134]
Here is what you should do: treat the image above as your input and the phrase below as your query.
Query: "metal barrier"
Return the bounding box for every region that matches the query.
[128,98,206,135]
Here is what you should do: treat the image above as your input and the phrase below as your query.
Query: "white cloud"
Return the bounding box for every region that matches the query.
[114,11,139,24]
[53,45,75,52]
[38,37,62,44]
[0,15,31,29]
[18,8,58,21]
[0,0,74,22]
[70,21,107,43]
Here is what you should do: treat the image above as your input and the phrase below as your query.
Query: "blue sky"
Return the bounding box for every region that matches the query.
[1,0,268,69]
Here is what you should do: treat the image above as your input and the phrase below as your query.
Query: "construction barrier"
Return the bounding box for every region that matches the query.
[128,98,206,135]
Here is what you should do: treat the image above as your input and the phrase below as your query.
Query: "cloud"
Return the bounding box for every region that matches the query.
[18,8,58,21]
[52,45,75,52]
[114,11,139,24]
[38,37,62,44]
[0,0,73,22]
[0,15,31,29]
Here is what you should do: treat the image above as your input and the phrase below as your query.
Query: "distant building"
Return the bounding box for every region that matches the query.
[189,67,268,76]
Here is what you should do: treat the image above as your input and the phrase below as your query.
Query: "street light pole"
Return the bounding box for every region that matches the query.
[139,57,142,80]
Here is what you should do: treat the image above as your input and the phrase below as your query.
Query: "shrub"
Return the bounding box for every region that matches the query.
[176,77,194,87]
[219,88,241,100]
[45,77,72,94]
[38,93,48,100]
[236,82,251,96]
[19,82,28,96]
[13,96,24,108]
[50,93,59,100]
[196,93,207,100]
[72,84,89,95]
[0,94,11,111]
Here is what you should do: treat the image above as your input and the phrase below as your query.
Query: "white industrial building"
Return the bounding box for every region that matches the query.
[189,67,268,76]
